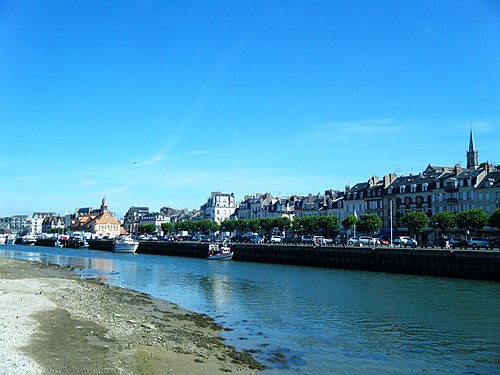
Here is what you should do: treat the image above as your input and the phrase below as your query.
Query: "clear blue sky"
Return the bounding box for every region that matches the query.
[1,1,499,217]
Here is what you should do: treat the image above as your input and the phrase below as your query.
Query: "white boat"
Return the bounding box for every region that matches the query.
[0,236,6,245]
[22,234,37,246]
[6,235,16,245]
[114,236,139,253]
[207,243,233,260]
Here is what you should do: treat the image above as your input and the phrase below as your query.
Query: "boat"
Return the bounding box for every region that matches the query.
[207,243,233,260]
[114,236,139,253]
[6,235,16,245]
[0,236,6,245]
[22,234,37,246]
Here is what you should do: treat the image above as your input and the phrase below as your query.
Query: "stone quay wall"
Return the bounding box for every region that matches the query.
[136,241,500,282]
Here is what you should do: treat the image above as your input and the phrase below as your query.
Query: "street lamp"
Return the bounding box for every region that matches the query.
[390,199,393,247]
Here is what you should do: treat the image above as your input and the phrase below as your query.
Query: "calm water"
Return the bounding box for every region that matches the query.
[1,244,499,374]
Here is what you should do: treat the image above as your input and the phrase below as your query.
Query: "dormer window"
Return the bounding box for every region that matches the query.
[436,181,440,189]
[399,186,405,194]
[388,188,393,194]
[444,178,458,192]
[422,183,428,192]
[411,184,417,193]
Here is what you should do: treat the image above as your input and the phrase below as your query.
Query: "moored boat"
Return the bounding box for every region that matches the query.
[22,234,37,246]
[114,236,139,253]
[207,243,233,260]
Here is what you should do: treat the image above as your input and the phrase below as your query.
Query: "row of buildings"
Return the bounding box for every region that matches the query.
[1,130,499,237]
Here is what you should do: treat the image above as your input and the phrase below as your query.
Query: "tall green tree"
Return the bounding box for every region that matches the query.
[161,222,173,234]
[356,214,382,235]
[259,218,273,233]
[220,219,238,232]
[401,212,429,237]
[175,221,194,233]
[248,219,261,233]
[138,223,158,235]
[457,208,489,233]
[293,216,320,234]
[342,215,358,232]
[317,216,340,237]
[431,211,457,233]
[271,217,292,232]
[489,208,500,229]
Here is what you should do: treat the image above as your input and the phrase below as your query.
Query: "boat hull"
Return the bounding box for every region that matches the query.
[207,252,233,260]
[114,242,139,253]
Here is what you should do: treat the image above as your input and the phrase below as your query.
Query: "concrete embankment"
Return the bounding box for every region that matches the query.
[137,241,500,281]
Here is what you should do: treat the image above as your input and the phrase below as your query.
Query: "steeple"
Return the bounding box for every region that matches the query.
[466,128,478,169]
[100,197,108,213]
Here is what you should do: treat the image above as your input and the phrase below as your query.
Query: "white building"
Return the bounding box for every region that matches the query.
[201,192,236,224]
[32,212,56,234]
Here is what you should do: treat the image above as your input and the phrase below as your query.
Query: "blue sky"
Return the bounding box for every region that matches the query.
[1,1,499,217]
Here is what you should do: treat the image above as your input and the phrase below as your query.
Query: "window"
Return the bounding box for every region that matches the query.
[422,183,428,192]
[400,186,405,193]
[411,184,417,193]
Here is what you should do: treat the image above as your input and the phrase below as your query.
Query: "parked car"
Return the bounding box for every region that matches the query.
[378,238,389,245]
[300,235,314,244]
[197,235,210,242]
[334,236,347,245]
[400,236,417,247]
[489,238,500,248]
[427,238,448,247]
[449,238,467,248]
[347,236,377,246]
[347,237,359,245]
[467,237,489,248]
[269,235,283,243]
[358,236,377,245]
[249,236,263,244]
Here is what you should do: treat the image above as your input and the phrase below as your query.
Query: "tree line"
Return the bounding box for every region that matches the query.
[136,208,500,238]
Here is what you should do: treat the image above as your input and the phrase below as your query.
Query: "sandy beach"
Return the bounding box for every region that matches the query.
[0,258,263,374]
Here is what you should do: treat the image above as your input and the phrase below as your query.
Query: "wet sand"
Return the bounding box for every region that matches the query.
[0,258,264,374]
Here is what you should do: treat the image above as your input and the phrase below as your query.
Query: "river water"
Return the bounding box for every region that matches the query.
[1,244,499,374]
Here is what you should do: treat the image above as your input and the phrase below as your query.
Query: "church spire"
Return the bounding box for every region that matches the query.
[466,128,478,169]
[100,196,108,213]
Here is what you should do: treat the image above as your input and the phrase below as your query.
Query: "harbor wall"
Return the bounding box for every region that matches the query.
[138,240,208,257]
[137,241,499,281]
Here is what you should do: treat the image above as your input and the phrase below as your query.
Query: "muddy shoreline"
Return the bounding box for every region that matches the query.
[0,258,264,374]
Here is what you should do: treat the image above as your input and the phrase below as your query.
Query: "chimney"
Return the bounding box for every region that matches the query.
[383,173,396,188]
[454,164,462,174]
[369,176,380,186]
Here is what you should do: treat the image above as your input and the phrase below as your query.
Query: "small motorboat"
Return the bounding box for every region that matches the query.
[22,234,37,246]
[207,243,233,260]
[114,236,139,253]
